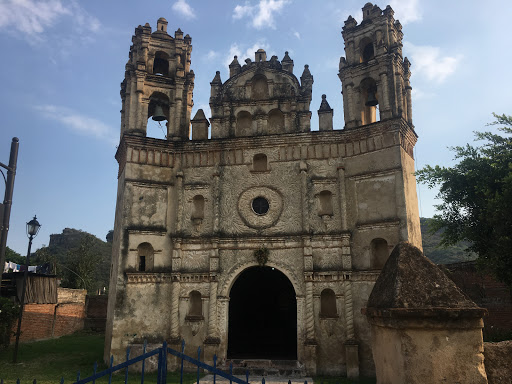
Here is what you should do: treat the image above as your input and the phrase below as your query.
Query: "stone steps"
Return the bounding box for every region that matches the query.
[220,359,307,378]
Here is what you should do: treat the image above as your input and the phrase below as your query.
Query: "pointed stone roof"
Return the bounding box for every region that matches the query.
[282,51,292,62]
[301,64,312,78]
[192,109,208,121]
[210,71,222,85]
[318,94,332,112]
[367,242,483,316]
[229,56,240,67]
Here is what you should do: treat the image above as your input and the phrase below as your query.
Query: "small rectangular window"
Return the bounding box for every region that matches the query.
[139,256,146,272]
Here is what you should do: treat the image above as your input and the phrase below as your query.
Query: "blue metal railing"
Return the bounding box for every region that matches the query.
[3,339,311,384]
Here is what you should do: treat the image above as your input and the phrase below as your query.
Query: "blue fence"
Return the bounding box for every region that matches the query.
[72,340,302,384]
[2,339,312,384]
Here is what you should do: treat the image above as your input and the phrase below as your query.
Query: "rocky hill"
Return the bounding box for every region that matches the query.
[420,217,477,264]
[34,228,112,293]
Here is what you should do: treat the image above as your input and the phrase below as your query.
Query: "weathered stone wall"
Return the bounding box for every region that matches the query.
[484,341,512,384]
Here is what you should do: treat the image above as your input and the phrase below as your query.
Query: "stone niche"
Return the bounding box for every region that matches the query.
[363,242,488,384]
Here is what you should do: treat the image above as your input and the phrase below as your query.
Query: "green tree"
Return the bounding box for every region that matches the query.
[5,246,25,265]
[416,113,512,287]
[64,235,101,292]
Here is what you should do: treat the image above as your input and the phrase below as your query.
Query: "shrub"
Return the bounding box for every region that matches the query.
[0,297,20,348]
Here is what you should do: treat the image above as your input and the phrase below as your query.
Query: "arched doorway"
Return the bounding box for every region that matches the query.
[227,266,297,359]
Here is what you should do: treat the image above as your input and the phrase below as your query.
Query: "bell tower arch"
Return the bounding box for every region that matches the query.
[120,18,194,140]
[338,3,412,129]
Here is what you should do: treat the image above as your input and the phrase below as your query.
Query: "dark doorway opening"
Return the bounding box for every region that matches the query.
[228,266,297,359]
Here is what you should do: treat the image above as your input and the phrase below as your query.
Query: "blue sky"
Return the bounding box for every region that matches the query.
[1,0,511,255]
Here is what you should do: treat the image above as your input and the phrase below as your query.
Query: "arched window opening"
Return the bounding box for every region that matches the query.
[137,242,154,272]
[153,51,169,76]
[187,290,203,319]
[268,109,284,133]
[362,43,374,62]
[253,153,268,172]
[320,289,337,317]
[236,111,252,136]
[359,38,375,63]
[191,195,205,221]
[318,190,333,216]
[147,92,170,139]
[251,75,269,100]
[371,238,389,269]
[360,78,379,125]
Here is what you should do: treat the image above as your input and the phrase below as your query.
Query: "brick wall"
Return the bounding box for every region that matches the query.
[84,295,107,331]
[444,261,512,335]
[10,288,87,343]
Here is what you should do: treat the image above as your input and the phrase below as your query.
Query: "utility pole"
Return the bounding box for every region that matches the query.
[0,137,19,270]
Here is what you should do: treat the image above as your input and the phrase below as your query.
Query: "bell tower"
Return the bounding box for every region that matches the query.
[338,3,412,129]
[120,18,194,140]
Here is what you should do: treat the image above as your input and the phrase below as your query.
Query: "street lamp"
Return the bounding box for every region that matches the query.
[13,215,41,363]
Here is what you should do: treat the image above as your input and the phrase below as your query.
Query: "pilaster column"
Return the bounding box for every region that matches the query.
[337,166,348,231]
[345,84,357,128]
[304,272,317,375]
[379,72,392,120]
[212,170,220,232]
[343,279,355,340]
[406,85,413,125]
[300,161,309,232]
[170,274,181,341]
[394,72,404,117]
[176,171,184,233]
[343,277,359,379]
[206,245,219,341]
[206,280,218,340]
[305,277,316,341]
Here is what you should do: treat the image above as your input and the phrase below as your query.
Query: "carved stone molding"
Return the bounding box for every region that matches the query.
[237,186,283,229]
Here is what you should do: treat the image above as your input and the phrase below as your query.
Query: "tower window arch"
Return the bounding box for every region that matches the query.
[236,111,252,136]
[153,51,169,76]
[137,242,154,272]
[147,92,170,139]
[371,238,389,269]
[268,109,284,133]
[320,289,337,318]
[253,153,268,172]
[318,190,333,216]
[359,37,375,63]
[360,77,379,125]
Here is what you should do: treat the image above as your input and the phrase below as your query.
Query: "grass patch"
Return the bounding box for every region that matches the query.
[0,331,197,384]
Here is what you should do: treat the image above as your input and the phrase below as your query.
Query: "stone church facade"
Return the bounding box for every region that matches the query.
[105,3,422,377]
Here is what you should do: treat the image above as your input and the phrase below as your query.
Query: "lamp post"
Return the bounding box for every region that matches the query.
[13,215,41,363]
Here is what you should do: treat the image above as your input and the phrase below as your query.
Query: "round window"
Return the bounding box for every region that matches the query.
[252,197,270,215]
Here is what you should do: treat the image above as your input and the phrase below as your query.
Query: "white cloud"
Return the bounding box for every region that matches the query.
[206,50,219,60]
[337,0,420,26]
[35,105,117,145]
[389,0,421,25]
[232,0,290,29]
[0,0,100,41]
[405,42,462,84]
[172,0,196,20]
[224,41,272,70]
[293,31,300,40]
[233,3,253,19]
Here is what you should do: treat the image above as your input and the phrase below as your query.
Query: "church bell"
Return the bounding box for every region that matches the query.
[152,104,166,121]
[365,90,378,107]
